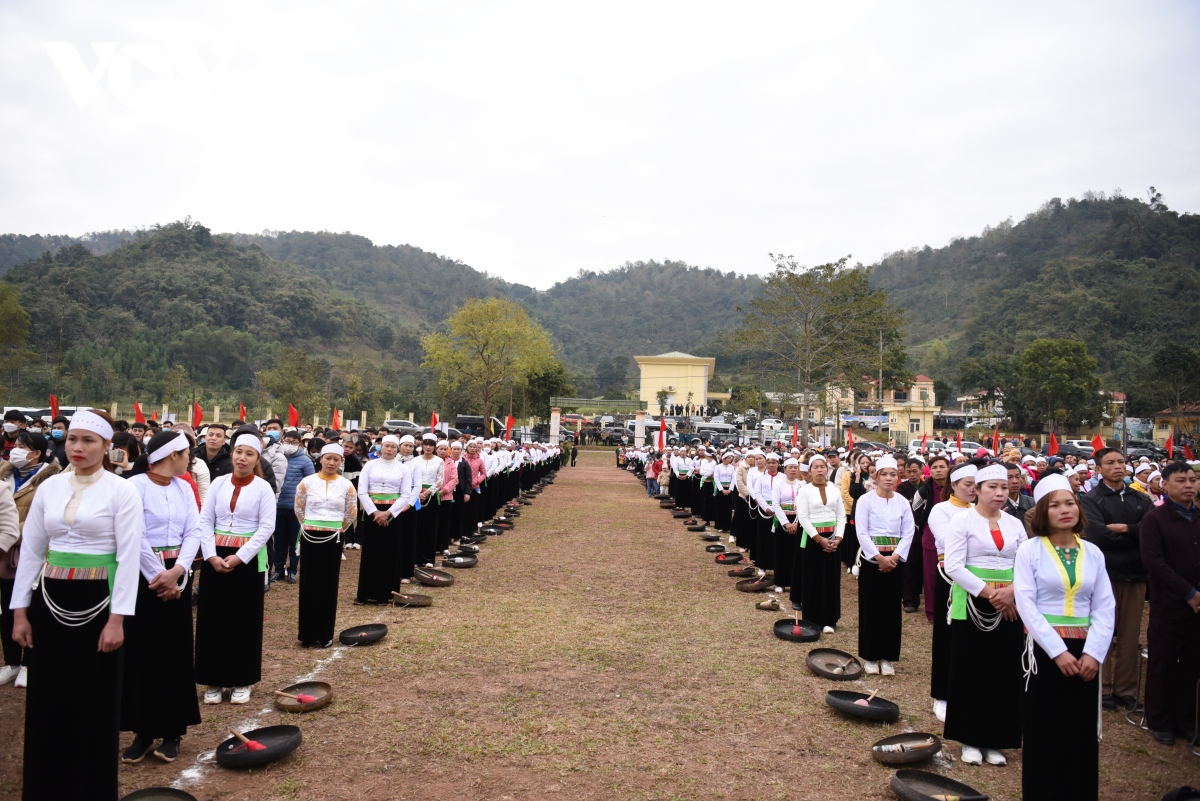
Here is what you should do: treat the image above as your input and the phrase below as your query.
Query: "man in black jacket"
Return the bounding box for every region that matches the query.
[1081,447,1153,712]
[1002,462,1035,522]
[197,423,233,479]
[1139,461,1200,745]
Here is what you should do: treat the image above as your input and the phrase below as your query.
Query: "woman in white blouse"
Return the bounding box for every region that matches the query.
[771,458,804,596]
[295,444,358,647]
[11,410,143,800]
[943,463,1027,766]
[924,462,977,723]
[356,434,416,602]
[1015,473,1114,801]
[712,451,737,534]
[697,450,717,526]
[794,454,846,632]
[755,453,782,575]
[413,434,445,569]
[194,431,277,706]
[120,430,208,764]
[854,455,915,677]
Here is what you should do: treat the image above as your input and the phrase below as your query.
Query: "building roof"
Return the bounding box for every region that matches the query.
[914,374,933,383]
[656,351,698,359]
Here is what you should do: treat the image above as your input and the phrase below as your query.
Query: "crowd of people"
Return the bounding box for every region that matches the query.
[619,436,1200,801]
[0,406,560,800]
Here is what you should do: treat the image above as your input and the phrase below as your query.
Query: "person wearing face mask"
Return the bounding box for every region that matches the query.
[11,410,143,800]
[1,410,27,460]
[48,416,70,468]
[0,431,60,688]
[272,429,315,584]
[261,418,288,498]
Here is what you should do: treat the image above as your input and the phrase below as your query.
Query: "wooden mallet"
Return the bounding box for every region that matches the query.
[230,728,267,752]
[274,689,318,704]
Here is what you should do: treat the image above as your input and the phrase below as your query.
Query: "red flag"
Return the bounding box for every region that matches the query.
[150,410,158,422]
[1090,434,1104,452]
[238,402,247,422]
[287,404,300,427]
[1048,432,1058,456]
[1187,444,1195,461]
[991,428,1000,455]
[430,411,439,430]
[846,427,854,451]
[504,414,515,439]
[133,401,146,424]
[49,394,59,420]
[791,424,798,447]
[955,429,962,453]
[1166,437,1174,459]
[919,432,927,453]
[331,408,341,430]
[658,417,667,450]
[192,402,203,427]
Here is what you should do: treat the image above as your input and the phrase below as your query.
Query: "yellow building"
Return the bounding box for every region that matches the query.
[635,352,730,410]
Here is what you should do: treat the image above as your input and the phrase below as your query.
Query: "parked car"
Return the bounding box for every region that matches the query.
[958,440,990,455]
[1044,442,1092,458]
[382,419,422,433]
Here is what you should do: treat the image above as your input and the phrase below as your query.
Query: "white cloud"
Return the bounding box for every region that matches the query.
[2,0,1197,288]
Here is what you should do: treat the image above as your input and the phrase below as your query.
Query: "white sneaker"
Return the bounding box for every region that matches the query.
[423,563,433,568]
[203,686,223,704]
[0,665,19,685]
[984,749,1007,766]
[353,543,362,550]
[933,699,947,722]
[772,586,783,593]
[341,553,347,561]
[230,686,251,704]
[400,578,411,584]
[880,660,895,676]
[961,745,983,765]
[13,666,27,688]
[821,626,835,635]
[864,660,880,675]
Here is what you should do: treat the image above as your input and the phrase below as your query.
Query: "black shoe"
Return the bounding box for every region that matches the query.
[1120,695,1138,711]
[1101,694,1117,711]
[1151,730,1175,746]
[286,573,298,584]
[268,572,279,583]
[122,735,157,764]
[791,602,801,611]
[903,604,919,614]
[154,738,180,763]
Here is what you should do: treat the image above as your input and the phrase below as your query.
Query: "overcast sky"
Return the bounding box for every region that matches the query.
[2,2,1197,289]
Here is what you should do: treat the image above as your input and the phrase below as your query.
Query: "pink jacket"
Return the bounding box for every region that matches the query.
[464,453,486,490]
[439,456,460,501]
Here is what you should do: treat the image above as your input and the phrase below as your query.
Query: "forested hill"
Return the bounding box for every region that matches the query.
[3,221,388,393]
[522,261,762,364]
[872,192,1200,378]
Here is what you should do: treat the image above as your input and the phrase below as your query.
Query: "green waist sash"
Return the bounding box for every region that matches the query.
[950,565,1013,621]
[214,529,268,573]
[45,550,117,599]
[301,519,342,529]
[369,492,400,502]
[800,520,837,548]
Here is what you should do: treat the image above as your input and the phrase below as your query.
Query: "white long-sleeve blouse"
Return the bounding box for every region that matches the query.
[357,457,416,517]
[795,483,847,541]
[1013,537,1116,663]
[13,470,144,616]
[855,491,915,562]
[199,474,276,567]
[944,509,1027,597]
[129,474,206,582]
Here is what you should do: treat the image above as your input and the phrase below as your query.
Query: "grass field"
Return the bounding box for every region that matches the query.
[0,449,1192,799]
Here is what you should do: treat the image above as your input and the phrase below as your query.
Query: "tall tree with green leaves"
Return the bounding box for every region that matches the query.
[734,255,908,444]
[256,347,330,421]
[1017,339,1102,434]
[422,297,558,425]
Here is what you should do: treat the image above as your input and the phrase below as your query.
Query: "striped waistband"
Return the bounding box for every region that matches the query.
[153,546,181,560]
[214,530,254,549]
[813,522,836,533]
[44,564,108,581]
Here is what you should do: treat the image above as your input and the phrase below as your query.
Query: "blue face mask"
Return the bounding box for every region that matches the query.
[50,429,65,440]
[266,430,280,443]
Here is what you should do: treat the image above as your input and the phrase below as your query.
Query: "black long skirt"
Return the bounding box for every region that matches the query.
[437,499,457,552]
[458,494,476,539]
[714,490,733,532]
[797,537,841,627]
[356,507,400,602]
[930,572,953,700]
[121,559,200,740]
[298,530,342,644]
[774,520,797,590]
[698,480,713,523]
[1023,639,1099,801]
[736,499,756,552]
[415,501,440,566]
[858,559,904,662]
[944,608,1024,749]
[396,507,417,583]
[676,475,691,511]
[691,476,702,518]
[25,579,122,801]
[195,546,263,688]
[754,513,775,570]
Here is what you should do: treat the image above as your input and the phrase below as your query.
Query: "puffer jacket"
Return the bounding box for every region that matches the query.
[277,448,315,509]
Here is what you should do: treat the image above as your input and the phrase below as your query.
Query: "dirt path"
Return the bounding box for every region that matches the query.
[0,450,1192,799]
